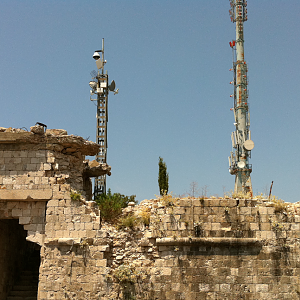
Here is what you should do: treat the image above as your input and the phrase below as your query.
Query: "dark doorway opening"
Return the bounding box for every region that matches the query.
[0,219,40,300]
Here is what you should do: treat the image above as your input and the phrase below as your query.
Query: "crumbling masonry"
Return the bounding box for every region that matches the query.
[1,125,300,299]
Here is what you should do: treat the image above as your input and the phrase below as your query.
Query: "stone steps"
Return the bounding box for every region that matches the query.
[7,263,39,300]
[7,298,36,300]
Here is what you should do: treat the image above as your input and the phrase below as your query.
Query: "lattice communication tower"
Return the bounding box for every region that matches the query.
[89,39,118,197]
[228,0,254,196]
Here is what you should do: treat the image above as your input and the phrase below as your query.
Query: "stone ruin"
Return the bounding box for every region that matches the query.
[1,124,300,299]
[0,124,110,299]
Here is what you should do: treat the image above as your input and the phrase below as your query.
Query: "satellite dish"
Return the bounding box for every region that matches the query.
[237,161,246,168]
[243,139,254,151]
[108,80,116,91]
[89,81,97,89]
[229,168,235,175]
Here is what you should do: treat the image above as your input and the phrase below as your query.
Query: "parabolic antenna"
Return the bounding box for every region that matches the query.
[89,81,97,89]
[243,139,254,151]
[96,58,103,70]
[237,161,246,168]
[108,80,116,91]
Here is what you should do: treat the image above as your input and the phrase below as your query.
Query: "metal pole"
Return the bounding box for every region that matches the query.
[269,181,274,199]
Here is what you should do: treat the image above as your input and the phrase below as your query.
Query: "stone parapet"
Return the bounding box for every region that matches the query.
[0,131,100,156]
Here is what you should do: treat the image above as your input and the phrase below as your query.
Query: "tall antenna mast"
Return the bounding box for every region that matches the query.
[89,38,118,197]
[228,0,254,196]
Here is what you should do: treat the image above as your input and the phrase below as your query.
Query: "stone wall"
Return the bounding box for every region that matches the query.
[83,197,300,299]
[149,197,300,299]
[39,199,106,299]
[1,126,300,300]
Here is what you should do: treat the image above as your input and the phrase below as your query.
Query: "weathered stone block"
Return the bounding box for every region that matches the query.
[258,206,268,215]
[250,223,259,231]
[23,224,37,231]
[179,199,191,207]
[256,284,269,293]
[260,223,271,231]
[0,189,52,201]
[239,207,251,215]
[261,231,276,239]
[85,222,94,230]
[19,216,31,224]
[211,223,221,230]
[11,208,23,217]
[86,230,97,238]
[81,214,92,223]
[208,199,220,207]
[96,259,107,267]
[220,199,237,207]
[291,223,300,230]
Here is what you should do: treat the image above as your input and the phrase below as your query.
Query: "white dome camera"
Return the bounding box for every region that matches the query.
[93,51,101,60]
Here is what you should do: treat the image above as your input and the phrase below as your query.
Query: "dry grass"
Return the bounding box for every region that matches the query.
[139,207,151,226]
[116,214,140,230]
[158,192,179,207]
[271,196,288,213]
[225,190,252,199]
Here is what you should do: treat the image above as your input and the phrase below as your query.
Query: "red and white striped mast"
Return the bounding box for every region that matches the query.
[228,0,254,196]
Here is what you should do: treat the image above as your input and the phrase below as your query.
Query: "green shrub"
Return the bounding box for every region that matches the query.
[117,214,140,230]
[112,264,151,300]
[113,263,149,283]
[95,189,136,222]
[114,263,136,284]
[70,190,81,201]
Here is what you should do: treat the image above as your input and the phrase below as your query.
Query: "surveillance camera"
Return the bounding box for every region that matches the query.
[93,52,100,60]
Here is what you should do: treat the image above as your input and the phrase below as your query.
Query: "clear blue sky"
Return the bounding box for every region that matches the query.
[0,1,299,203]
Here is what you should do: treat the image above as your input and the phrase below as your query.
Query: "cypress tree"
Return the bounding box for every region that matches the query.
[158,157,169,195]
